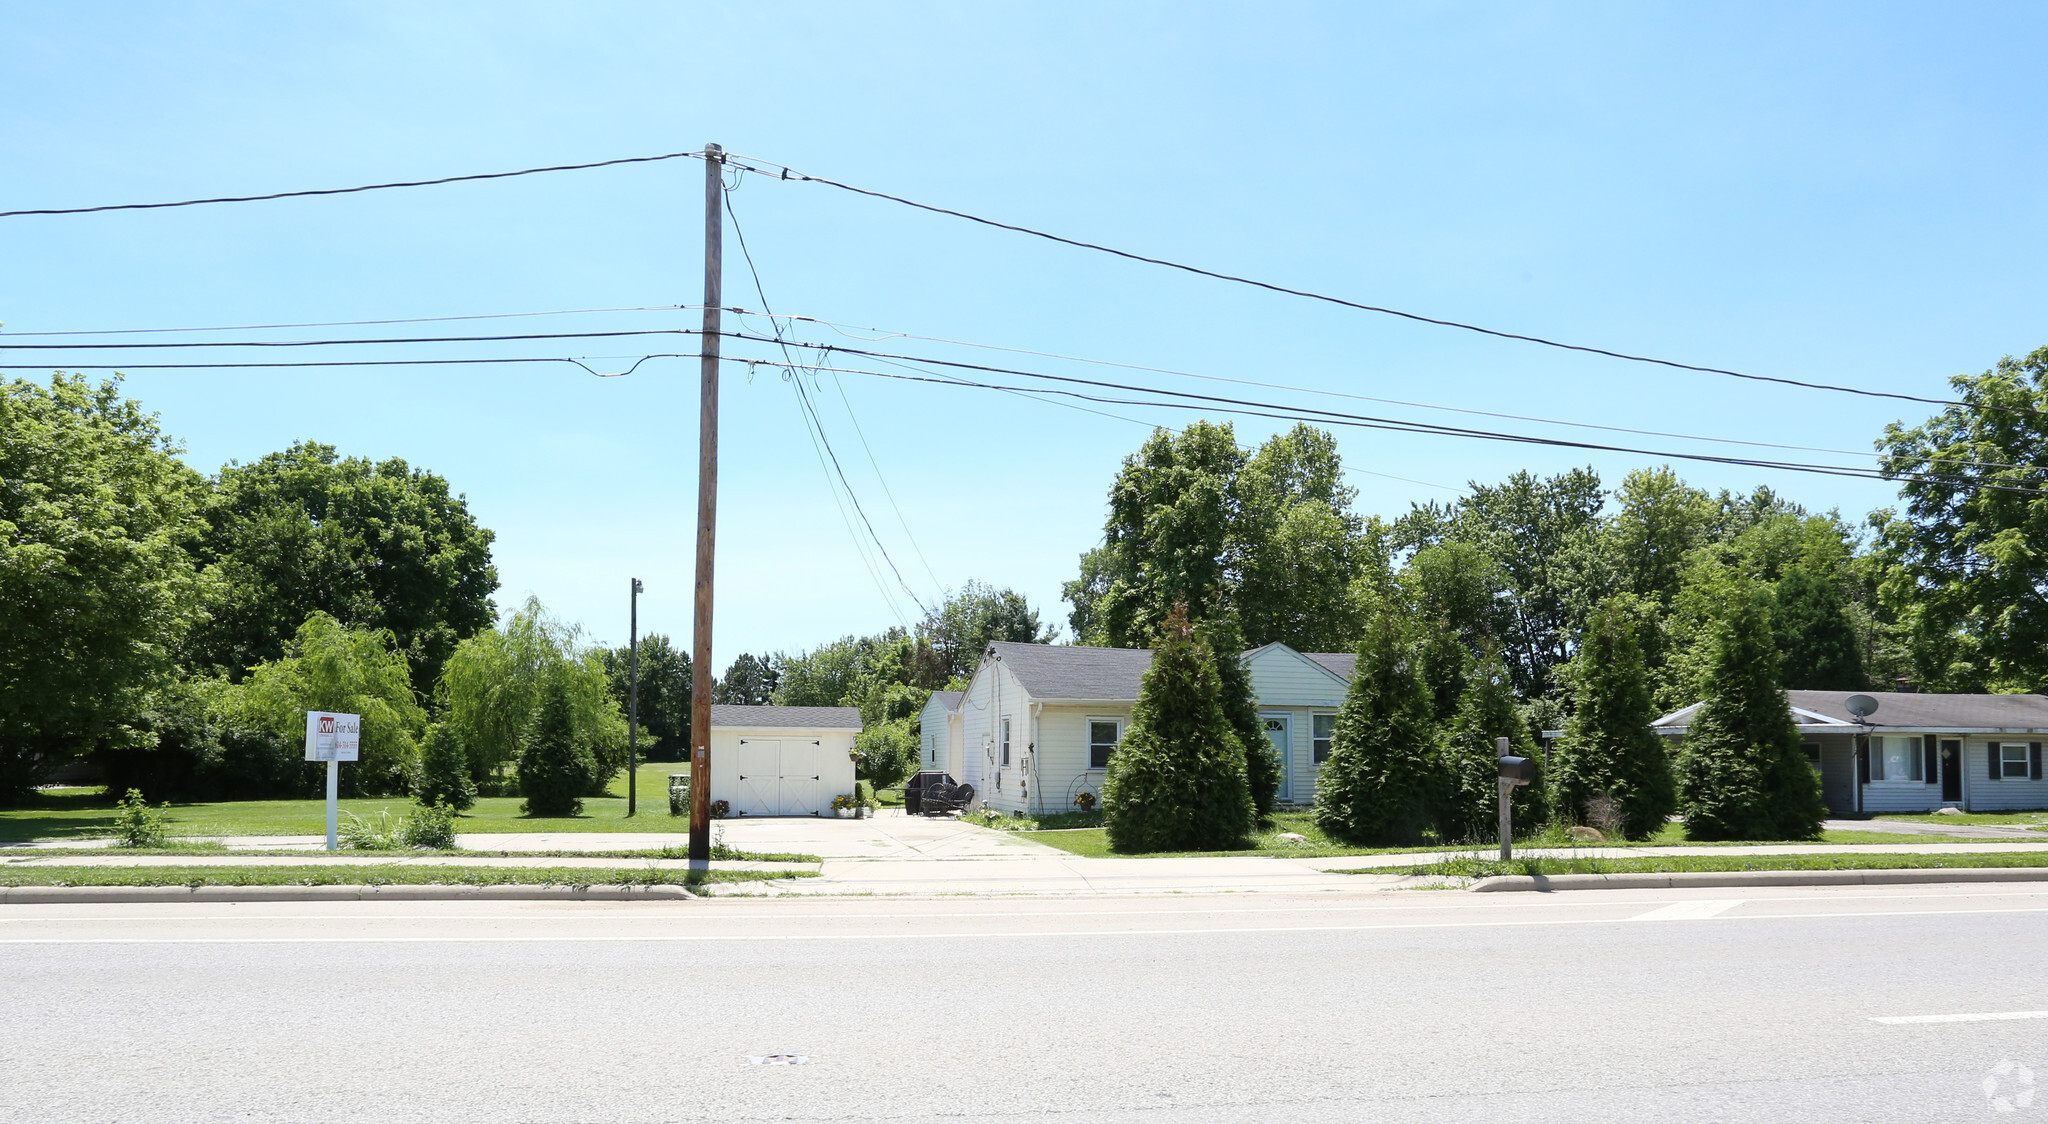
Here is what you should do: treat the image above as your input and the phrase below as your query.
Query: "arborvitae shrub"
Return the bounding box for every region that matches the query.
[1101,604,1255,852]
[1678,585,1827,840]
[411,722,476,811]
[518,680,597,817]
[1313,611,1441,846]
[1548,596,1675,840]
[1437,654,1547,843]
[1205,616,1281,819]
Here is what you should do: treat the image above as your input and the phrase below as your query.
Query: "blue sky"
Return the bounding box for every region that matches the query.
[4,2,2045,663]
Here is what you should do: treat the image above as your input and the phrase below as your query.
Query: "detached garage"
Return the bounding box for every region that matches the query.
[708,704,862,817]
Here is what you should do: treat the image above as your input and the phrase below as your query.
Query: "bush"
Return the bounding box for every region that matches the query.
[1677,584,1827,841]
[1101,604,1254,852]
[1205,616,1281,819]
[112,789,169,848]
[1313,612,1441,846]
[518,679,597,817]
[855,779,877,808]
[853,719,918,790]
[401,799,458,849]
[411,722,476,810]
[1547,597,1675,840]
[1437,655,1547,843]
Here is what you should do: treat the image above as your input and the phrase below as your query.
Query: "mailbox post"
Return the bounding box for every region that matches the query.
[1496,736,1537,861]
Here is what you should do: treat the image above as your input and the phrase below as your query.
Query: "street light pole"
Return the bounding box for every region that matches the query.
[628,577,642,817]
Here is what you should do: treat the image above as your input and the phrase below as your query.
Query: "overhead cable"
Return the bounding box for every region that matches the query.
[720,152,2031,418]
[0,151,705,218]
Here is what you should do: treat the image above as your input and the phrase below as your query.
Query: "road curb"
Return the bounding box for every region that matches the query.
[0,884,697,905]
[1467,867,2048,892]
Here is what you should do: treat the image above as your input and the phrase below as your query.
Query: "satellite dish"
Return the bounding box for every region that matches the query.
[1844,694,1879,721]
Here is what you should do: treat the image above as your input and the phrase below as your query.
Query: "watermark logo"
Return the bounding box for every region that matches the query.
[1985,1060,2036,1113]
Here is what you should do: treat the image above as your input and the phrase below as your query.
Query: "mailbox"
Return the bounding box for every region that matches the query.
[1498,755,1536,786]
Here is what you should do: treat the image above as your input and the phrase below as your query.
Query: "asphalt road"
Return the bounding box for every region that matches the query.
[6,885,2047,1123]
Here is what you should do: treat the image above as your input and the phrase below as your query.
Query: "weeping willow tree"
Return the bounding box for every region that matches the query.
[436,596,626,791]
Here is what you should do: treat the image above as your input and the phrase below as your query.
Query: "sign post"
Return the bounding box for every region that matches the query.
[304,712,361,851]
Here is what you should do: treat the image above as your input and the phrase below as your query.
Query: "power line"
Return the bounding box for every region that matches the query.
[0,328,694,350]
[735,353,2048,498]
[0,305,690,337]
[0,151,705,218]
[720,152,2033,418]
[720,179,934,620]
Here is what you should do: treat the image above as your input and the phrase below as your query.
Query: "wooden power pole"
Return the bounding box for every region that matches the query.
[688,144,723,865]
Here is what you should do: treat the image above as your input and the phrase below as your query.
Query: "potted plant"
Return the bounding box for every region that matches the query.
[1074,791,1098,813]
[709,799,731,819]
[831,794,856,818]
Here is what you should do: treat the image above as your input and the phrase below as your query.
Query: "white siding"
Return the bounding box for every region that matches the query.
[956,659,1034,815]
[1243,646,1348,804]
[1860,776,1942,813]
[1030,704,1134,817]
[1967,739,2048,811]
[916,698,955,773]
[706,728,858,815]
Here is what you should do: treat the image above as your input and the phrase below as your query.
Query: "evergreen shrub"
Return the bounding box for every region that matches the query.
[411,722,476,810]
[1101,604,1255,852]
[1205,616,1281,819]
[518,680,597,817]
[1548,597,1675,839]
[1678,585,1827,840]
[1313,612,1441,846]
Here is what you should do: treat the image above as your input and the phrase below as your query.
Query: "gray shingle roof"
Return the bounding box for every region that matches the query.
[989,641,1358,701]
[928,690,963,712]
[1655,691,2048,732]
[708,704,862,730]
[988,642,1156,701]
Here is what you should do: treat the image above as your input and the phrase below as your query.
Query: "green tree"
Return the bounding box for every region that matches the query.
[518,678,597,817]
[1396,468,1610,698]
[0,374,210,800]
[1101,604,1254,852]
[601,634,691,761]
[1080,423,1244,648]
[1313,611,1441,846]
[437,597,625,789]
[921,580,1056,682]
[1437,653,1546,843]
[225,612,427,795]
[1230,425,1372,651]
[1872,345,2048,691]
[715,652,781,705]
[412,722,476,810]
[853,719,919,790]
[1547,597,1674,839]
[184,441,496,690]
[1676,585,1827,840]
[1772,552,1867,690]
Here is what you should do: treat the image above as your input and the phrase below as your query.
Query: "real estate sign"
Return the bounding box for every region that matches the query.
[304,712,362,762]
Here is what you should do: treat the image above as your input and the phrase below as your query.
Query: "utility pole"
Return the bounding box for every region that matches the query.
[627,577,642,817]
[688,144,723,866]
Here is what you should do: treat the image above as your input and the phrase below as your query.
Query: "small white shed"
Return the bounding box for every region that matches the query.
[708,704,861,817]
[918,691,964,777]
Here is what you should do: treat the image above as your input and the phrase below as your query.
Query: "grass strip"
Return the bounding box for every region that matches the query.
[3,846,822,863]
[1395,852,2048,879]
[0,865,813,888]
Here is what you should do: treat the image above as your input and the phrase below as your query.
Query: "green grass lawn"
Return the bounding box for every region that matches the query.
[2,761,703,844]
[1402,851,2048,879]
[0,864,810,888]
[1871,812,2048,827]
[1017,812,1998,858]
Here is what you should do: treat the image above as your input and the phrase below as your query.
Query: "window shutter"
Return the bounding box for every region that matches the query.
[1856,738,1869,784]
[1990,743,2003,781]
[2032,743,2043,782]
[1924,735,1938,785]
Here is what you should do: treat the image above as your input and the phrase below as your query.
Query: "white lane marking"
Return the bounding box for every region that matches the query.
[4,904,2048,944]
[1630,899,1743,921]
[1872,1010,2048,1025]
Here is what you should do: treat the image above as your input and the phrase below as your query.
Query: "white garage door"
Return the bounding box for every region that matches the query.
[733,737,833,816]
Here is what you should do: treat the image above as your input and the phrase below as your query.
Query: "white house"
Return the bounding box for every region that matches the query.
[1652,690,2048,815]
[707,704,861,817]
[956,640,1355,817]
[916,690,964,777]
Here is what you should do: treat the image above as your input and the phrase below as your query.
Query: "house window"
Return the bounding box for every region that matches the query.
[1313,714,1336,764]
[1000,718,1011,766]
[1803,744,1822,774]
[1998,742,2030,779]
[1871,736,1921,782]
[1088,720,1121,769]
